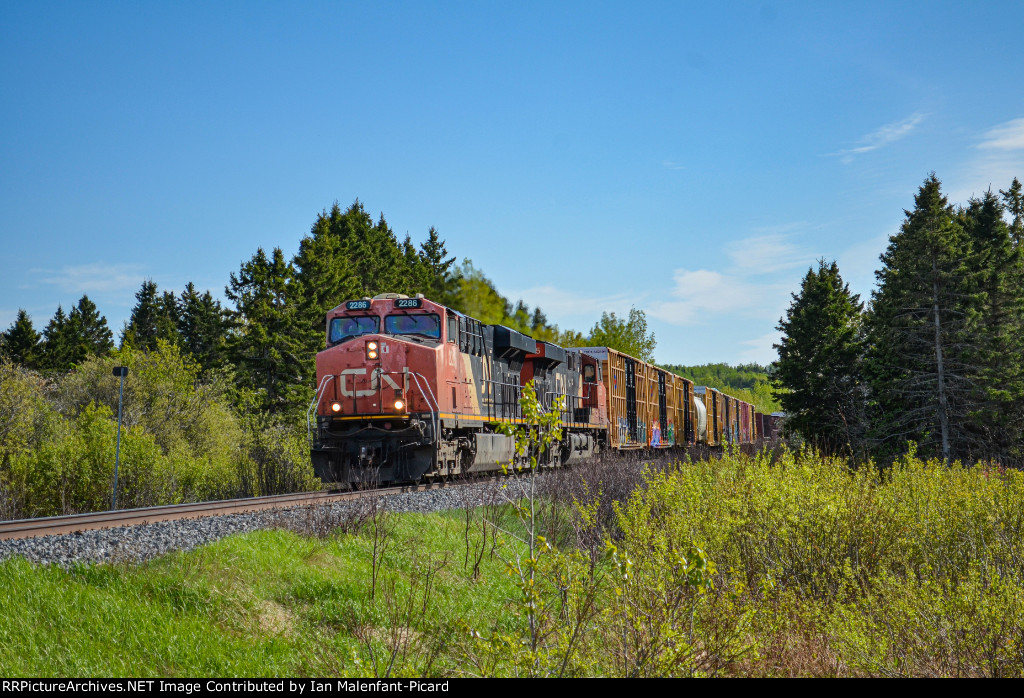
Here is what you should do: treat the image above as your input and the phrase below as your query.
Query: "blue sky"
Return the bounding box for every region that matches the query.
[2,1,1023,365]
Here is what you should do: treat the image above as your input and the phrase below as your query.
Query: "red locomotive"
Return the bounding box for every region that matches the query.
[309,293,769,485]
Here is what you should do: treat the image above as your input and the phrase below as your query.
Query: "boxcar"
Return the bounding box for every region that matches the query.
[578,347,696,450]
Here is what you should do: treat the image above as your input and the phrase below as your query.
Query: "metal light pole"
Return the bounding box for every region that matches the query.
[111,366,128,510]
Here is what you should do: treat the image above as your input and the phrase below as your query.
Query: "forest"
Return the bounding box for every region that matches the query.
[773,175,1024,467]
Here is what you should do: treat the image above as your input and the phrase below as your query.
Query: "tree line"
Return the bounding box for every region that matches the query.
[774,175,1024,466]
[661,363,780,413]
[2,200,657,417]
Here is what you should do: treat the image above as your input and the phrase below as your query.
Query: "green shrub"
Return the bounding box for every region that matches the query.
[0,344,319,519]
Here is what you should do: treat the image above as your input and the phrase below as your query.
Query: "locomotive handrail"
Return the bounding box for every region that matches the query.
[372,368,440,440]
[544,390,585,425]
[306,374,335,444]
[406,370,440,439]
[482,377,523,421]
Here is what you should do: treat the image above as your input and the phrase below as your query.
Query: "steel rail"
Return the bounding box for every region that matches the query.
[0,481,448,541]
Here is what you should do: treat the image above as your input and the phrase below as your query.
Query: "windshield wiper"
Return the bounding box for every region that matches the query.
[403,332,439,340]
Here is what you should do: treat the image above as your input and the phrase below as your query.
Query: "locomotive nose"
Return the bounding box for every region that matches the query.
[315,334,433,417]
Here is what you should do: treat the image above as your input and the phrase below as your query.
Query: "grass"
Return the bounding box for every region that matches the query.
[2,448,1024,677]
[0,511,521,677]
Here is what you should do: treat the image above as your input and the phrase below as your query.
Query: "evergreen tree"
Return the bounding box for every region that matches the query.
[960,190,1024,463]
[121,279,179,350]
[417,227,457,304]
[40,305,79,371]
[1001,177,1024,246]
[531,307,548,334]
[177,282,229,373]
[291,205,359,378]
[587,307,657,362]
[401,234,424,294]
[70,295,113,358]
[37,297,113,371]
[773,260,865,456]
[511,300,531,330]
[225,247,307,412]
[306,201,415,299]
[865,174,979,464]
[1,310,42,368]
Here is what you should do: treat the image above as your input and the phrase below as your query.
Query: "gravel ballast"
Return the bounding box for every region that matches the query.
[0,480,522,568]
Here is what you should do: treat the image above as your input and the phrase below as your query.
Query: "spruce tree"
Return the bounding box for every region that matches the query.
[226,247,307,412]
[1001,177,1023,246]
[511,300,531,330]
[417,227,457,304]
[531,307,548,334]
[70,294,113,357]
[773,260,865,456]
[865,174,978,464]
[402,233,424,294]
[1,310,42,368]
[177,282,229,373]
[960,190,1024,463]
[40,305,79,371]
[291,206,359,379]
[306,201,414,299]
[121,280,179,350]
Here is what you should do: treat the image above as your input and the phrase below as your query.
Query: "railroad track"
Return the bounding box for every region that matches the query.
[0,482,450,541]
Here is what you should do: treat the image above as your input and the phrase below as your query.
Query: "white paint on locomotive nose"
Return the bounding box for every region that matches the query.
[338,367,404,397]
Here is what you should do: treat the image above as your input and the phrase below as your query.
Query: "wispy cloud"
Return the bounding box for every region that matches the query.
[647,230,817,327]
[977,118,1024,151]
[647,267,791,327]
[30,262,146,296]
[830,112,925,163]
[647,269,759,325]
[727,233,817,274]
[947,116,1024,203]
[662,160,686,171]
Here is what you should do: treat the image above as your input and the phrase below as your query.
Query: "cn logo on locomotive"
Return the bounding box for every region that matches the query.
[338,367,406,397]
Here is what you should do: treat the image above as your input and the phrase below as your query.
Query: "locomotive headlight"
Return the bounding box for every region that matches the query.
[331,402,342,413]
[366,341,379,360]
[394,399,405,411]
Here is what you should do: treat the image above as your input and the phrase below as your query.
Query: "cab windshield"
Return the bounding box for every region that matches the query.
[329,315,379,344]
[385,313,441,339]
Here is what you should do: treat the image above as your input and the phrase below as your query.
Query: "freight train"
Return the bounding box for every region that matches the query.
[308,293,775,485]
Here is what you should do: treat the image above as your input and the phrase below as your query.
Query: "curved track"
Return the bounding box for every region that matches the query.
[0,482,449,541]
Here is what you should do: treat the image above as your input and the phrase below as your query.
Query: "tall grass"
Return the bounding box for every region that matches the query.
[539,446,1024,676]
[2,445,1022,676]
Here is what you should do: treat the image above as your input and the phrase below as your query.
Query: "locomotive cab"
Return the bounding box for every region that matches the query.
[311,294,448,484]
